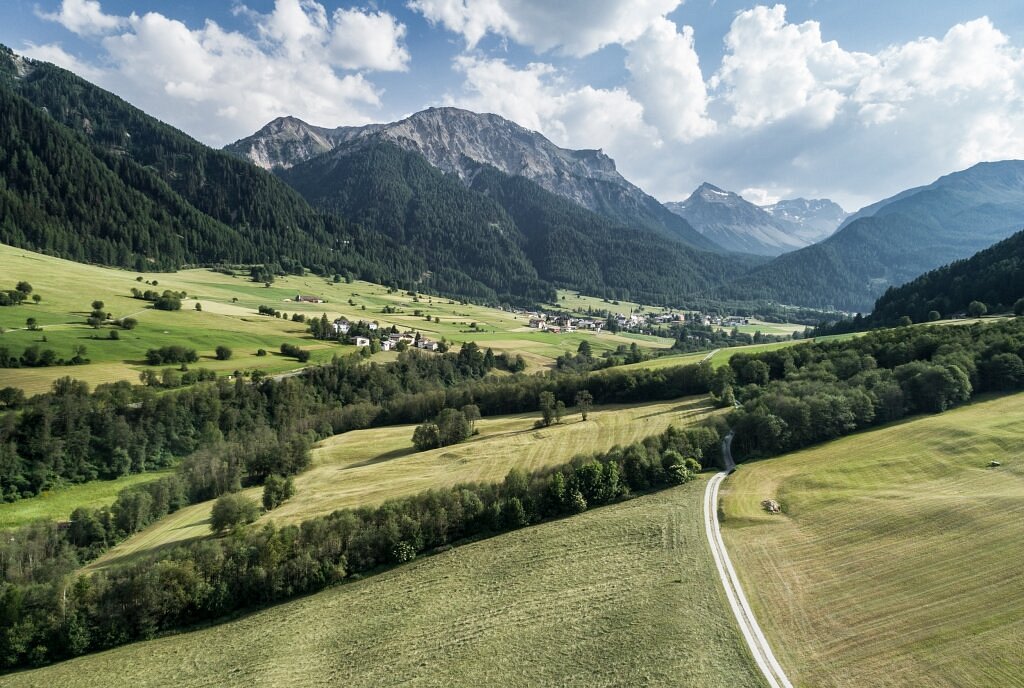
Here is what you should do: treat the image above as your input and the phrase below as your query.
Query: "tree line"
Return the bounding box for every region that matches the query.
[0,422,715,670]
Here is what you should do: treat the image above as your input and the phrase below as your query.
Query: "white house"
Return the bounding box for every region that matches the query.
[354,336,371,348]
[333,318,351,335]
[381,339,394,351]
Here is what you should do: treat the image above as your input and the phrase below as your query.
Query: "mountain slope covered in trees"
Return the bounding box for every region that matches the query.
[0,45,429,284]
[724,161,1024,311]
[865,228,1024,326]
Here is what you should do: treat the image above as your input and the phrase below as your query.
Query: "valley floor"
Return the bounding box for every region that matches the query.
[5,479,765,688]
[721,393,1024,688]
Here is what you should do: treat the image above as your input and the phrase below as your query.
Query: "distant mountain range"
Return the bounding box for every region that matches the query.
[4,43,1023,315]
[763,198,848,241]
[226,108,720,253]
[724,161,1024,311]
[663,183,843,256]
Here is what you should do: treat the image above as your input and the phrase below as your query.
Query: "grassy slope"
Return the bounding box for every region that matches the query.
[6,478,765,688]
[721,393,1024,688]
[0,469,173,529]
[0,244,674,394]
[89,396,717,570]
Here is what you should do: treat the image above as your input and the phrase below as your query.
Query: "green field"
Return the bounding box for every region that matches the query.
[721,393,1024,688]
[89,396,718,570]
[6,478,764,688]
[0,244,678,394]
[0,469,174,530]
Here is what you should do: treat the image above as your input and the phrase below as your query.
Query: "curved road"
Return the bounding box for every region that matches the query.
[703,433,793,688]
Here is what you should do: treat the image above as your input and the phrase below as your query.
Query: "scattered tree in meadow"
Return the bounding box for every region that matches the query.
[968,300,988,317]
[537,391,557,427]
[262,474,295,510]
[215,345,232,361]
[210,493,260,533]
[575,390,593,420]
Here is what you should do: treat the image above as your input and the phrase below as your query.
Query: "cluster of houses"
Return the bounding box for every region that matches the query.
[518,309,687,334]
[331,317,439,351]
[515,307,752,335]
[523,311,603,333]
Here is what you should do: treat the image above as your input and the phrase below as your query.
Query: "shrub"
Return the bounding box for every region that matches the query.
[210,493,260,533]
[215,345,232,361]
[262,475,295,510]
[120,317,138,330]
[968,300,988,318]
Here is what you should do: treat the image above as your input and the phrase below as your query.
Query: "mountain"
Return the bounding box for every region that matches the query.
[279,140,748,304]
[866,228,1024,326]
[226,108,720,252]
[0,44,426,284]
[665,183,814,256]
[723,161,1024,311]
[762,198,845,242]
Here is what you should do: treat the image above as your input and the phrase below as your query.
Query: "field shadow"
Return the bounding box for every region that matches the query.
[343,447,416,469]
[94,533,209,570]
[635,401,705,419]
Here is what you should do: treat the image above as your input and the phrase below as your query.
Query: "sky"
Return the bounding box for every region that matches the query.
[3,1,1024,210]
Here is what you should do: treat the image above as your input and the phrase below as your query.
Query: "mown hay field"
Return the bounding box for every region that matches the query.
[6,478,765,688]
[721,393,1024,688]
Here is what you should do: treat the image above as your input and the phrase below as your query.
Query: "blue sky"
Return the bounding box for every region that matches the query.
[4,1,1024,210]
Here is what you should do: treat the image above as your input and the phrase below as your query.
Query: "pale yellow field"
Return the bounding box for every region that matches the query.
[89,396,718,570]
[721,393,1024,688]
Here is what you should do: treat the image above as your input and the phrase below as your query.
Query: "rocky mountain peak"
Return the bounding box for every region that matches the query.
[226,107,717,251]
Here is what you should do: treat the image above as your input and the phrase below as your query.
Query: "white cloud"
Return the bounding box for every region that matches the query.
[447,55,659,156]
[26,0,411,144]
[36,0,124,36]
[712,4,874,128]
[329,8,410,71]
[410,0,682,56]
[20,42,106,81]
[740,187,784,206]
[625,17,715,142]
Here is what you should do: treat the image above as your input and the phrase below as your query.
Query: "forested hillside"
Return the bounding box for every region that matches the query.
[281,141,751,304]
[279,141,552,302]
[865,228,1024,326]
[724,161,1024,311]
[468,166,750,301]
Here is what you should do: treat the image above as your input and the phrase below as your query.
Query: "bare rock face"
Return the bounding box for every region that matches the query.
[225,107,717,251]
[665,183,846,256]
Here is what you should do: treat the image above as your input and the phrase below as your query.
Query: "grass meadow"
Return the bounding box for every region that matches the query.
[5,477,765,688]
[0,244,675,394]
[0,469,174,530]
[721,392,1024,688]
[88,396,719,570]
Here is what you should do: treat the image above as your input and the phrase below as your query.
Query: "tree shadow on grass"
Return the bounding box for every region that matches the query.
[343,447,417,470]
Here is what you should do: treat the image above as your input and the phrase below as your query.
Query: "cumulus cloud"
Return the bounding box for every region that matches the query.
[36,0,124,36]
[625,17,715,142]
[30,0,410,144]
[712,5,874,128]
[447,55,659,155]
[329,9,410,71]
[410,0,682,56]
[20,41,106,81]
